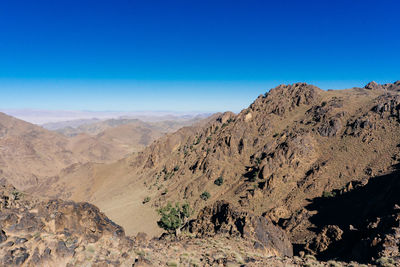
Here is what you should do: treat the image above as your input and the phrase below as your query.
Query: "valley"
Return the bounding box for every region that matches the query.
[1,81,400,266]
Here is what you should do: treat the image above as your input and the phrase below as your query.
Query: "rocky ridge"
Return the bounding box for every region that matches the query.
[23,80,400,265]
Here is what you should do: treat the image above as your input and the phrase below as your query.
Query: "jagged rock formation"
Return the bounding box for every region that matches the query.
[0,179,134,266]
[188,201,293,257]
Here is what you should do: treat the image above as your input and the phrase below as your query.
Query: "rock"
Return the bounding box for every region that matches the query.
[305,225,343,254]
[135,232,148,245]
[3,247,29,265]
[56,241,74,257]
[318,118,342,137]
[15,237,28,244]
[365,81,383,90]
[188,201,293,257]
[0,182,133,266]
[0,230,6,243]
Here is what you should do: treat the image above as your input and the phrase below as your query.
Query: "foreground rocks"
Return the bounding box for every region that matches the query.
[0,179,134,266]
[188,200,293,257]
[0,179,368,266]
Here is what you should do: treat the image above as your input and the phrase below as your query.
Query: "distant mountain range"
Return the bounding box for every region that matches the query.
[0,109,211,124]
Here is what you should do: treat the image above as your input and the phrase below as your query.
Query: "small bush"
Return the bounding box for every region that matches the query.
[173,165,179,172]
[142,196,151,204]
[200,191,211,201]
[214,177,224,186]
[322,191,336,198]
[157,202,191,235]
[11,190,22,200]
[249,170,259,182]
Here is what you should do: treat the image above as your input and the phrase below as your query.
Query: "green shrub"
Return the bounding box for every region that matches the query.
[249,170,259,182]
[322,191,336,198]
[157,202,191,235]
[200,191,211,200]
[173,165,179,172]
[214,177,224,186]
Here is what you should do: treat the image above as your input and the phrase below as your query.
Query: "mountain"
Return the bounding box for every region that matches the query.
[3,81,400,265]
[37,81,400,264]
[0,111,208,191]
[0,112,80,190]
[60,116,209,163]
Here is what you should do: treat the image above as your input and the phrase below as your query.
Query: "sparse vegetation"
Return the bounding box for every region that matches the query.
[248,170,259,182]
[173,165,179,172]
[214,176,224,186]
[200,191,211,200]
[11,189,22,200]
[142,196,151,204]
[322,191,336,198]
[194,136,201,145]
[157,202,191,235]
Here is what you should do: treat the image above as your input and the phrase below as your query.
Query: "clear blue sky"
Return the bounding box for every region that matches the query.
[0,0,399,112]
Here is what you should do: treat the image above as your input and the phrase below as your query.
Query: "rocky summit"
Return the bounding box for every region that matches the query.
[1,81,400,266]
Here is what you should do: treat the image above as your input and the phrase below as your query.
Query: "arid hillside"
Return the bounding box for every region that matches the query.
[0,112,207,191]
[40,80,400,254]
[0,112,80,190]
[64,117,209,162]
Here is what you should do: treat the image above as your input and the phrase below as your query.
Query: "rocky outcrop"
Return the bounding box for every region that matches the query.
[365,81,400,91]
[365,81,383,90]
[250,82,322,116]
[188,201,293,257]
[0,180,133,266]
[305,225,343,255]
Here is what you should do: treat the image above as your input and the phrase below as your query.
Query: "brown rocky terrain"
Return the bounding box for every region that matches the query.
[37,81,400,265]
[2,179,352,267]
[3,80,400,266]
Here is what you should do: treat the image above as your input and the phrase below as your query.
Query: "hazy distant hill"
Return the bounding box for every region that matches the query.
[0,111,209,191]
[47,115,210,163]
[0,112,80,190]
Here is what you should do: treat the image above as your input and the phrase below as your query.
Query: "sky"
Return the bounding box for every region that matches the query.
[0,0,399,113]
